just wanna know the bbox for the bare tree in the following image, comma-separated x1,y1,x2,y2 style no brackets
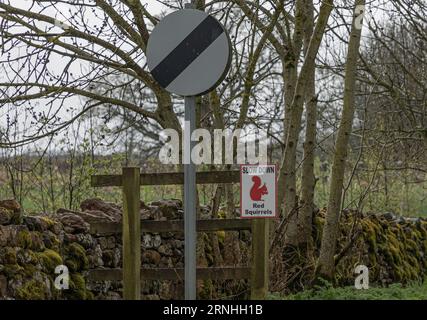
316,0,366,280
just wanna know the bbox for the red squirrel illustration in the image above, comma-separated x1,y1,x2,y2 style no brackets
250,176,268,201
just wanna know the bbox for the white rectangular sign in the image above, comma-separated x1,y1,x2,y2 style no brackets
240,164,277,219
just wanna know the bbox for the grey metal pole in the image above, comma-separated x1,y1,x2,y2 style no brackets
184,95,197,300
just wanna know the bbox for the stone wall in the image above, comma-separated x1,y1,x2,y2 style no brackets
0,198,247,300
1,198,426,300
313,208,427,286
0,199,93,299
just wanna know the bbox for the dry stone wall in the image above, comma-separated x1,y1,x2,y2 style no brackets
0,198,232,300
1,198,426,300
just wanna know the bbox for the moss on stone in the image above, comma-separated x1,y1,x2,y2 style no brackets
64,273,92,300
3,247,17,264
29,231,46,251
37,249,63,272
362,220,378,253
22,263,38,278
3,264,24,278
40,216,55,227
43,232,61,251
16,279,46,300
16,229,32,249
65,243,89,271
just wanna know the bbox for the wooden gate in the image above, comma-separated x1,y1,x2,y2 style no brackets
87,167,269,300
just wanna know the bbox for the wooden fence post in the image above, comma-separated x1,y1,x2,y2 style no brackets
251,219,269,300
122,167,141,300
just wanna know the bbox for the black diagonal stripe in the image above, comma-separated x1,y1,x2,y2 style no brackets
151,15,224,88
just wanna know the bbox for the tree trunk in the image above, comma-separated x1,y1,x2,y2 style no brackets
316,0,366,280
298,0,316,250
281,0,334,247
277,0,304,219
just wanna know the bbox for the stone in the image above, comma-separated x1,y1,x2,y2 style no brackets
140,209,152,220
140,201,149,210
143,234,153,248
16,249,34,265
0,208,12,225
172,239,183,249
158,244,172,256
64,233,78,243
106,236,116,249
199,205,211,219
88,244,104,268
159,256,173,268
0,199,21,212
113,248,121,267
80,198,122,222
151,199,182,208
149,199,183,220
23,216,49,232
5,225,28,247
1,247,17,264
98,237,109,250
397,217,406,224
102,250,116,268
0,225,14,246
57,212,90,234
49,220,63,235
142,250,161,265
151,207,163,220
0,274,7,298
42,231,60,250
173,248,182,257
159,280,175,299
153,235,162,248
104,291,122,300
76,233,95,249
76,210,115,224
30,232,46,251
382,212,396,221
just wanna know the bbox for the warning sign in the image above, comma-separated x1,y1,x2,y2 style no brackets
240,164,277,219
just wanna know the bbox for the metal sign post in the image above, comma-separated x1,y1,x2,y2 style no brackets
183,2,197,301
146,3,231,300
183,3,197,301
184,95,197,300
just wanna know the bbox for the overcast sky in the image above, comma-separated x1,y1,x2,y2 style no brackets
0,1,380,154
0,1,172,152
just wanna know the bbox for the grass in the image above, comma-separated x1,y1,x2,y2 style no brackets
269,280,427,300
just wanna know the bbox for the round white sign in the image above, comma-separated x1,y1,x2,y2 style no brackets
146,9,231,97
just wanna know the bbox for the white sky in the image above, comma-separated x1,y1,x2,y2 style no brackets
0,1,169,152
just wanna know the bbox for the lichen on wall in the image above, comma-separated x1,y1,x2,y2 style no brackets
0,199,92,300
314,209,427,286
1,198,426,300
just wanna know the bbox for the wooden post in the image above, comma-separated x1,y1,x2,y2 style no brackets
122,167,141,300
251,219,269,300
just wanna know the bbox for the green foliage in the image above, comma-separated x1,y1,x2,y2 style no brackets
269,279,427,300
